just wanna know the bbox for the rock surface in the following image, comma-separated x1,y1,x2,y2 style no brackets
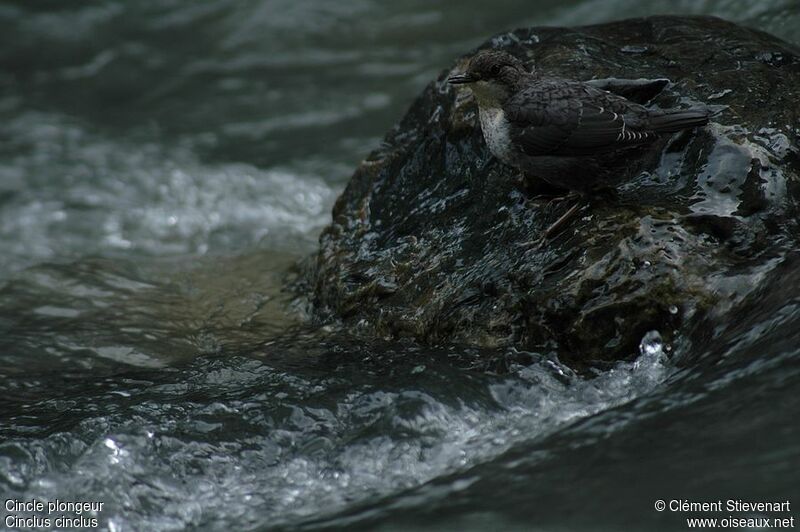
301,16,800,366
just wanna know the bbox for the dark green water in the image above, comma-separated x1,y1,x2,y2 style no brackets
1,1,799,530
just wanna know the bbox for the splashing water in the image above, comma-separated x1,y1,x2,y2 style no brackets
2,339,675,530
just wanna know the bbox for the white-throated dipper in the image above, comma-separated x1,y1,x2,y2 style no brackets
448,49,713,241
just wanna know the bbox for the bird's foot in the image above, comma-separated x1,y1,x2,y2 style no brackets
518,200,586,250
525,190,580,210
544,190,581,208
518,176,570,203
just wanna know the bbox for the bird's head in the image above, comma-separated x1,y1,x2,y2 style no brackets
448,50,526,106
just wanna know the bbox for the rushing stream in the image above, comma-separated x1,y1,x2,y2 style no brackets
1,1,799,530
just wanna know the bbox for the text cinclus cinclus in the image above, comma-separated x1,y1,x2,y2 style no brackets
448,49,712,194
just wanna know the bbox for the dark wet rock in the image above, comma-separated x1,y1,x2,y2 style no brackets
300,16,800,367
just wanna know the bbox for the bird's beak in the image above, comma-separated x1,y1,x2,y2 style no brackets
447,73,475,85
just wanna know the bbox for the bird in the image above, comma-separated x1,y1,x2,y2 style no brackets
447,49,712,242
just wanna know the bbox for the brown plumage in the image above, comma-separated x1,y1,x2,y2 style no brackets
448,50,712,193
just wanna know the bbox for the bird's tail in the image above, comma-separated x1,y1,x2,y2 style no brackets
648,107,712,133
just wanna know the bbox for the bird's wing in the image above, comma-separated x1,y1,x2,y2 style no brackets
505,82,656,157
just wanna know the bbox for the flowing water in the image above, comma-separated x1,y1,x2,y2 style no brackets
1,1,799,530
